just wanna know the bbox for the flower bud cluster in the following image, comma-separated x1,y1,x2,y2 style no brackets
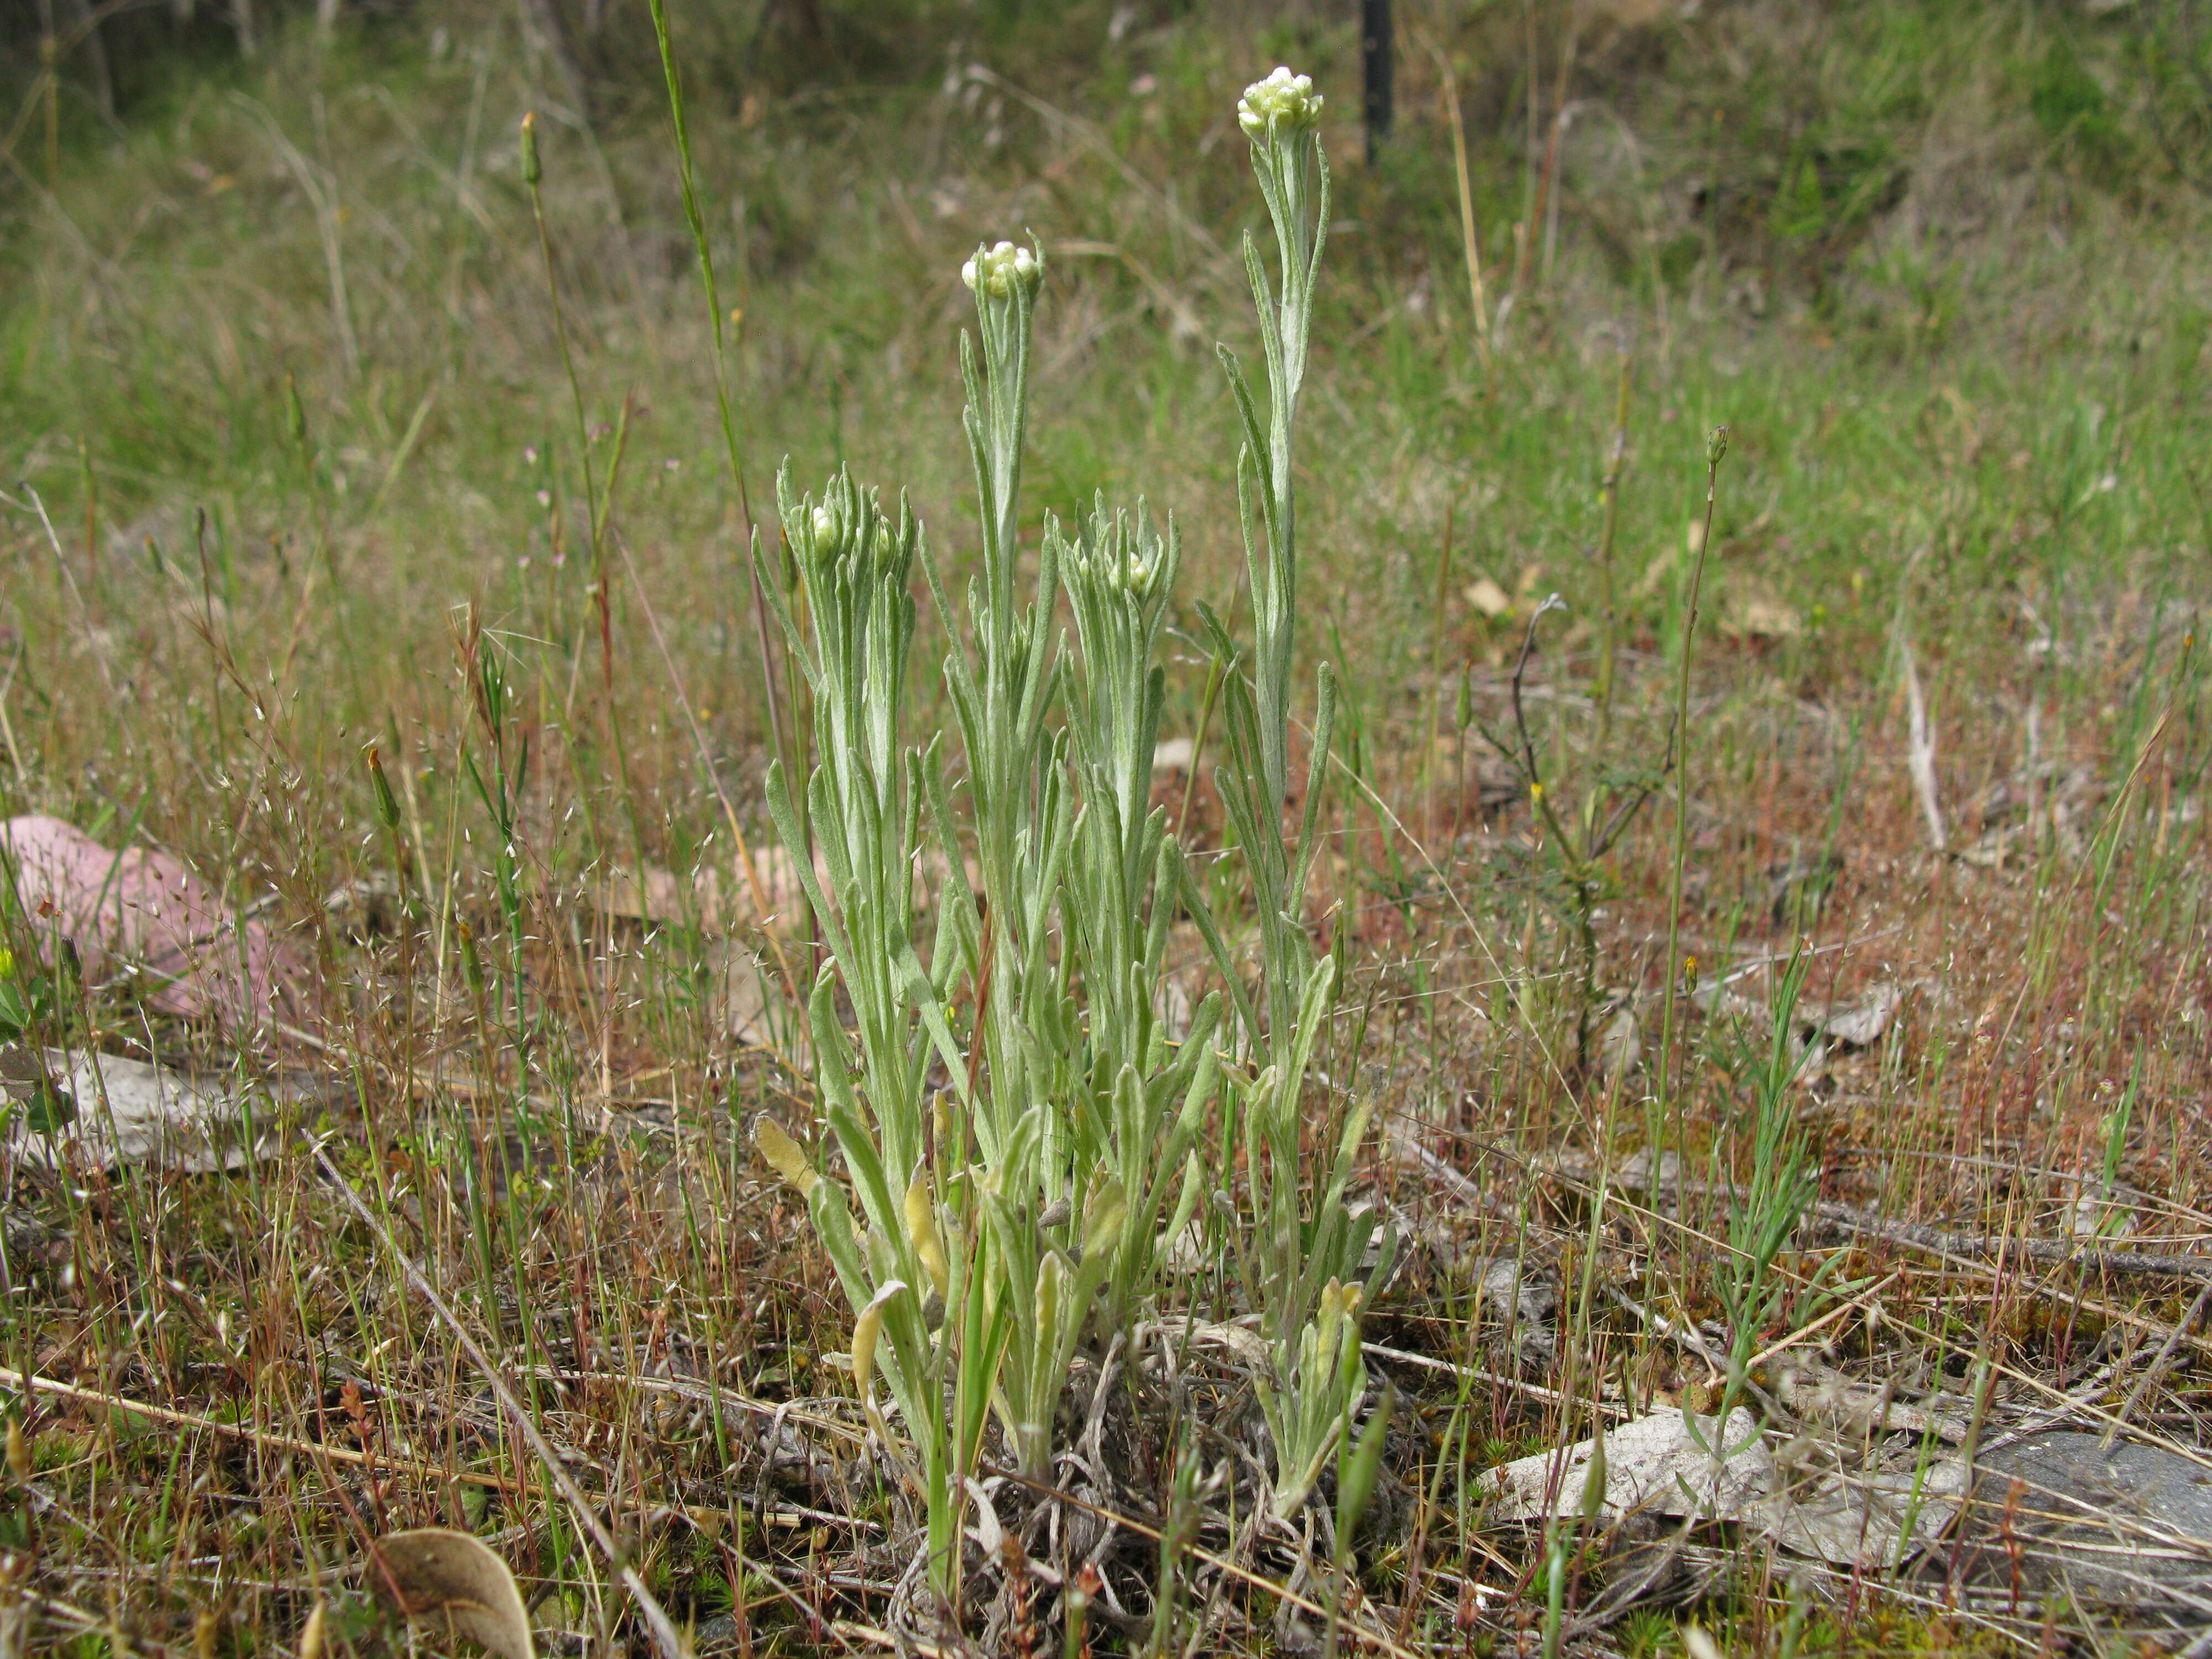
961,239,1042,300
1082,547,1160,603
1068,510,1166,606
1238,66,1323,142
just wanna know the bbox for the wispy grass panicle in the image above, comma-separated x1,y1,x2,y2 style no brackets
1700,944,1824,1442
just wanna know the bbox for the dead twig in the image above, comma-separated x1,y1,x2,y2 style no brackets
1358,1340,1629,1417
1816,1201,2212,1285
1551,1149,2212,1285
2100,1276,2212,1449
1898,624,1947,853
0,1363,517,1490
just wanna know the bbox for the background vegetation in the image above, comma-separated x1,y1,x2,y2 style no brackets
3,0,2211,1653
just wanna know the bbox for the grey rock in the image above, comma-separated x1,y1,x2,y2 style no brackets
1954,1433,2212,1610
1476,1255,1558,1326
2,1203,63,1273
690,1614,742,1651
1473,1255,1558,1366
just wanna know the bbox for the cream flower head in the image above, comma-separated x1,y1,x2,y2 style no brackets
960,239,1042,299
1238,66,1323,140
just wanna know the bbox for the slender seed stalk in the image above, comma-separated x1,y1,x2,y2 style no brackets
520,118,659,1098
1423,505,1455,846
641,0,791,932
1438,59,1493,375
1654,429,1728,1167
520,113,606,665
1591,347,1631,756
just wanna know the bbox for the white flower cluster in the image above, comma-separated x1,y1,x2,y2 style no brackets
961,240,1042,299
1238,66,1323,140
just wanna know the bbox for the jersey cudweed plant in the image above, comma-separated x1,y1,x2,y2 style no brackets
1057,495,1229,1334
928,237,1130,1494
746,65,1387,1614
753,473,989,1599
1203,64,1395,1520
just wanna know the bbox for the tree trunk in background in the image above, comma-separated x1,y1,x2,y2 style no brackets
1362,0,1393,163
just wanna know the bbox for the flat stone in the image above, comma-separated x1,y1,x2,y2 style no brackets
1483,1408,1771,1527
1955,1433,2212,1609
1483,1404,1964,1570
4,1047,285,1173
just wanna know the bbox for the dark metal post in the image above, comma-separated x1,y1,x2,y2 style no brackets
1362,0,1394,163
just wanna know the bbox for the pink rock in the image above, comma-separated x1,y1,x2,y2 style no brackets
1,815,309,1032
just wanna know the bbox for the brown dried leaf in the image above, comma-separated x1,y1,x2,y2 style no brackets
366,1528,535,1659
1462,575,1512,617
1723,579,1803,639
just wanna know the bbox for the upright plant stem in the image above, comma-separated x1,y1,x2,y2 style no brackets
1438,63,1493,375
1592,348,1631,757
1423,506,1455,847
1534,25,1578,287
1653,430,1728,1151
1516,0,1537,303
521,114,606,662
1178,630,1230,836
640,0,789,926
521,117,659,1057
